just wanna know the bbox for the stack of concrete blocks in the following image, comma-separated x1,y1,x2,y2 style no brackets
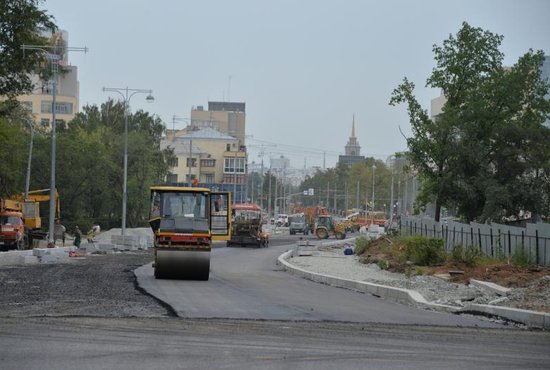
138,235,154,250
32,247,71,263
111,235,138,251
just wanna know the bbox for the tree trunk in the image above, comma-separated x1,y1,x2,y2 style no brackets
434,199,441,222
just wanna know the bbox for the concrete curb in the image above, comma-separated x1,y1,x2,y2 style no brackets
278,249,550,329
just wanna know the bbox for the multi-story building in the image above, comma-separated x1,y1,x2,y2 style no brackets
189,101,246,147
12,31,80,129
338,115,365,166
163,101,248,203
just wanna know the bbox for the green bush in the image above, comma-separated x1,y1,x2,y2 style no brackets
451,244,464,262
378,259,390,270
511,245,533,267
354,237,369,255
451,244,483,267
463,245,483,267
404,236,445,266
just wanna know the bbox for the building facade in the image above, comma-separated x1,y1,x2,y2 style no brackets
338,115,365,166
162,102,248,203
13,31,80,129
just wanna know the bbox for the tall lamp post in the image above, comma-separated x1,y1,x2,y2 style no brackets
371,164,376,212
103,87,154,238
22,43,87,247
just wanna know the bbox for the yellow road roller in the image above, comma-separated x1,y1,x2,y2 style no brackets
149,186,231,280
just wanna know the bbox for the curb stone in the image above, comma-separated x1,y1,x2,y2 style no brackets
278,248,550,329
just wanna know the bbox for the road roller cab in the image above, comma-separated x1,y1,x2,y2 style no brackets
149,186,231,280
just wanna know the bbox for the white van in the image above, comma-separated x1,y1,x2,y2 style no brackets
276,214,289,227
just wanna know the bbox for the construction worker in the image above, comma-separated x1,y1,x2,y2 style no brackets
74,226,81,248
54,219,66,246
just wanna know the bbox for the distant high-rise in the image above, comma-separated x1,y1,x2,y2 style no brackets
338,115,365,166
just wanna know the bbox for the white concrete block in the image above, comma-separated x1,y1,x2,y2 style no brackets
19,255,39,264
40,254,60,263
33,248,49,257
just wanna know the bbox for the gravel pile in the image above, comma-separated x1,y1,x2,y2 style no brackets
288,245,550,313
0,249,171,318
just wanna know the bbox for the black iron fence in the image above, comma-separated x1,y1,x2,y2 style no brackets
400,217,550,266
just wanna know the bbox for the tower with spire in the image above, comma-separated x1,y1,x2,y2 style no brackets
338,114,365,166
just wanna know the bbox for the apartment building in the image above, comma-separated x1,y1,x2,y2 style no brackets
163,101,248,203
13,31,80,129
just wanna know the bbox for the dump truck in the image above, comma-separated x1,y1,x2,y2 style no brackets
0,198,25,250
227,203,268,247
148,186,231,280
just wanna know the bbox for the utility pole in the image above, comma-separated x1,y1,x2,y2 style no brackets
188,139,193,186
22,42,87,247
355,180,360,210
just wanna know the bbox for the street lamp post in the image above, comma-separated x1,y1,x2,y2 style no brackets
372,164,376,212
22,43,87,247
103,87,154,238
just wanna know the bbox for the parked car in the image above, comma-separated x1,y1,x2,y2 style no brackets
276,214,289,227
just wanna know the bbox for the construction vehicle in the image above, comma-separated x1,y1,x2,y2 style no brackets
314,213,347,240
345,210,387,229
148,186,231,280
0,198,25,250
227,203,268,247
292,206,329,233
15,189,60,246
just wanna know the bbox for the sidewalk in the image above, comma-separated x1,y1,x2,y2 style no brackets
278,238,550,329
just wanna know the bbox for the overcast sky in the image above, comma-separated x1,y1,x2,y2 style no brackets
43,0,550,169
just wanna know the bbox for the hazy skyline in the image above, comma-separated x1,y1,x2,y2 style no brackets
43,0,550,168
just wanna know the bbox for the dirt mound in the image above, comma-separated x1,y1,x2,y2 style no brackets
358,237,550,288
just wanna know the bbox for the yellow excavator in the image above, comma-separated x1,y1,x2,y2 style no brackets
148,186,231,280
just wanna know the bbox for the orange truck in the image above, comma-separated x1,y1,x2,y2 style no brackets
0,198,25,250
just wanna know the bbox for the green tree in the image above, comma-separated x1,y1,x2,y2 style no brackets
390,22,550,222
0,0,56,100
0,117,28,195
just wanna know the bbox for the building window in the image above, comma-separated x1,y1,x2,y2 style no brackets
167,173,178,184
185,174,196,183
226,144,231,151
186,158,197,167
173,158,179,167
201,174,215,184
41,101,73,114
200,158,215,167
40,118,50,127
224,157,245,173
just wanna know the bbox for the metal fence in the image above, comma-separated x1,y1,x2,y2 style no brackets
400,216,550,266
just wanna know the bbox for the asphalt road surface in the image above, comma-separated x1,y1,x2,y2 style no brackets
1,234,549,369
138,236,502,327
2,317,549,370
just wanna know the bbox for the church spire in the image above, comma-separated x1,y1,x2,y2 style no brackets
351,114,356,138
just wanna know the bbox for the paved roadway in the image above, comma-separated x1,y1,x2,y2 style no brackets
2,235,550,369
136,235,502,327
